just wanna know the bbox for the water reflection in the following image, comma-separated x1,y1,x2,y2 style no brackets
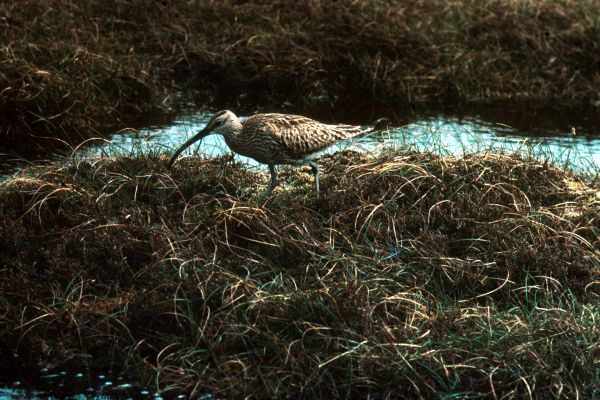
85,112,600,174
0,366,214,400
0,368,160,400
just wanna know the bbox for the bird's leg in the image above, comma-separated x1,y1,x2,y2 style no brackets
308,161,319,199
260,164,279,198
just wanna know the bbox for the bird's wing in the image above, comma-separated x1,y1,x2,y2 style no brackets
245,114,365,160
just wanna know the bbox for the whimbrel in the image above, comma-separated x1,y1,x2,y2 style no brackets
168,110,387,198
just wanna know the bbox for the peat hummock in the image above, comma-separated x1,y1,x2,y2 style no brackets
1,150,598,398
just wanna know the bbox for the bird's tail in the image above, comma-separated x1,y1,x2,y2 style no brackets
369,117,390,132
334,117,390,139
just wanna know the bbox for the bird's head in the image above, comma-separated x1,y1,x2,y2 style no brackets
168,110,240,168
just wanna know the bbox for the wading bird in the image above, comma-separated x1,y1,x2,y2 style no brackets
168,110,387,198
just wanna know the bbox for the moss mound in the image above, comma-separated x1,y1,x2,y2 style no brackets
0,151,598,398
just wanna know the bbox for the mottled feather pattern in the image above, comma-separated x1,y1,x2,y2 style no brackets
169,110,384,197
234,113,368,163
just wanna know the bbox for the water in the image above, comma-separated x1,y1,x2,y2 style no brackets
0,353,199,400
1,368,153,400
2,111,599,182
81,112,600,175
0,366,212,400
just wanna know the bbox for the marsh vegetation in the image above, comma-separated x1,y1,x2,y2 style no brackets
2,0,599,154
1,146,599,398
1,0,600,398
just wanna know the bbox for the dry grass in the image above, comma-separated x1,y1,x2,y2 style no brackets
2,0,600,154
0,148,599,398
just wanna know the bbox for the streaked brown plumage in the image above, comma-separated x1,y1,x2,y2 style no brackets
168,110,387,198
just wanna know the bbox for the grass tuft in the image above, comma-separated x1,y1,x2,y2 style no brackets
1,147,598,398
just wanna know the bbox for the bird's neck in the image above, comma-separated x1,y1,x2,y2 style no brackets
221,119,243,146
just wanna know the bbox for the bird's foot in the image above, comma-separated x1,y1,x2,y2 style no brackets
259,180,279,199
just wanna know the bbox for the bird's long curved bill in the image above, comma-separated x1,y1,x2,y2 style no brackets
168,128,210,168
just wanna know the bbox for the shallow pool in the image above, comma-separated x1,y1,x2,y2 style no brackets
83,112,600,175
